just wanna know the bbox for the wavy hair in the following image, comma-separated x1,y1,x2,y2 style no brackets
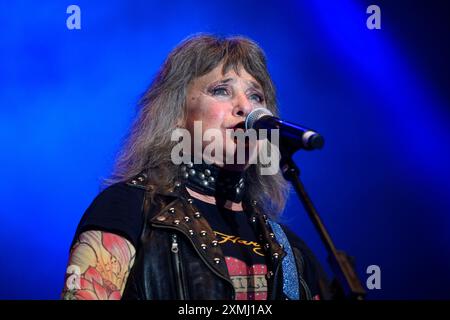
106,34,289,218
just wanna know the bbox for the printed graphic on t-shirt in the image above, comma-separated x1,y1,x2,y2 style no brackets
215,231,264,256
214,230,268,300
225,257,268,300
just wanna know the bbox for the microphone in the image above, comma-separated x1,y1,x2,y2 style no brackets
245,108,324,151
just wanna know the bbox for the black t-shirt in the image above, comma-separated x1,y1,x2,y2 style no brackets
72,183,327,299
71,183,145,249
192,198,269,300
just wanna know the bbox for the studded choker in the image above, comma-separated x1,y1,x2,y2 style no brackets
179,161,245,203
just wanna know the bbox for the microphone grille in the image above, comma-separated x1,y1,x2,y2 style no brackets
245,108,274,130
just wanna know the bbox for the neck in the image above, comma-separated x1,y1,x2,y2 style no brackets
179,160,246,203
186,187,244,211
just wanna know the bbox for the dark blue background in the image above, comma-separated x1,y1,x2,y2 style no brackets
1,0,449,299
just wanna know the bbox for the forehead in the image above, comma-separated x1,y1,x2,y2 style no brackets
189,64,262,90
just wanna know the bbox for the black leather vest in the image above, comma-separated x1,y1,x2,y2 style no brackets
121,173,314,300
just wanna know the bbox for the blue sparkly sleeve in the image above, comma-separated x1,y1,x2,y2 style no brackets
279,224,331,299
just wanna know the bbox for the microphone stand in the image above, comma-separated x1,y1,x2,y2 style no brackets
279,149,366,300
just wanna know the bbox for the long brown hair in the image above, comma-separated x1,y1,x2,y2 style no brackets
106,34,289,218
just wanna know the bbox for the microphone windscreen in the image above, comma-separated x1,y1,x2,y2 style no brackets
245,108,273,130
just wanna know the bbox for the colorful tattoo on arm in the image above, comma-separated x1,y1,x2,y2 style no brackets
62,230,136,300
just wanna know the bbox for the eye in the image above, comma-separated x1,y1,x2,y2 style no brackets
211,86,229,96
249,93,264,103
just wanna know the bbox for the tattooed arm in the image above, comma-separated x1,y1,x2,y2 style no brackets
62,230,136,300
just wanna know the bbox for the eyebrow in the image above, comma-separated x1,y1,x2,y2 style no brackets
214,77,263,91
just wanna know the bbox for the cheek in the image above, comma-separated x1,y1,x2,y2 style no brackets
187,97,229,129
204,104,228,127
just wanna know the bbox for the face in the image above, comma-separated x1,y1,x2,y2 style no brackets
184,64,266,171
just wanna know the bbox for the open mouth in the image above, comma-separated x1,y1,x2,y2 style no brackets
226,121,252,146
229,121,246,131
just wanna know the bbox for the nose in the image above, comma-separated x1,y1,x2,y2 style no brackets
232,92,253,118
